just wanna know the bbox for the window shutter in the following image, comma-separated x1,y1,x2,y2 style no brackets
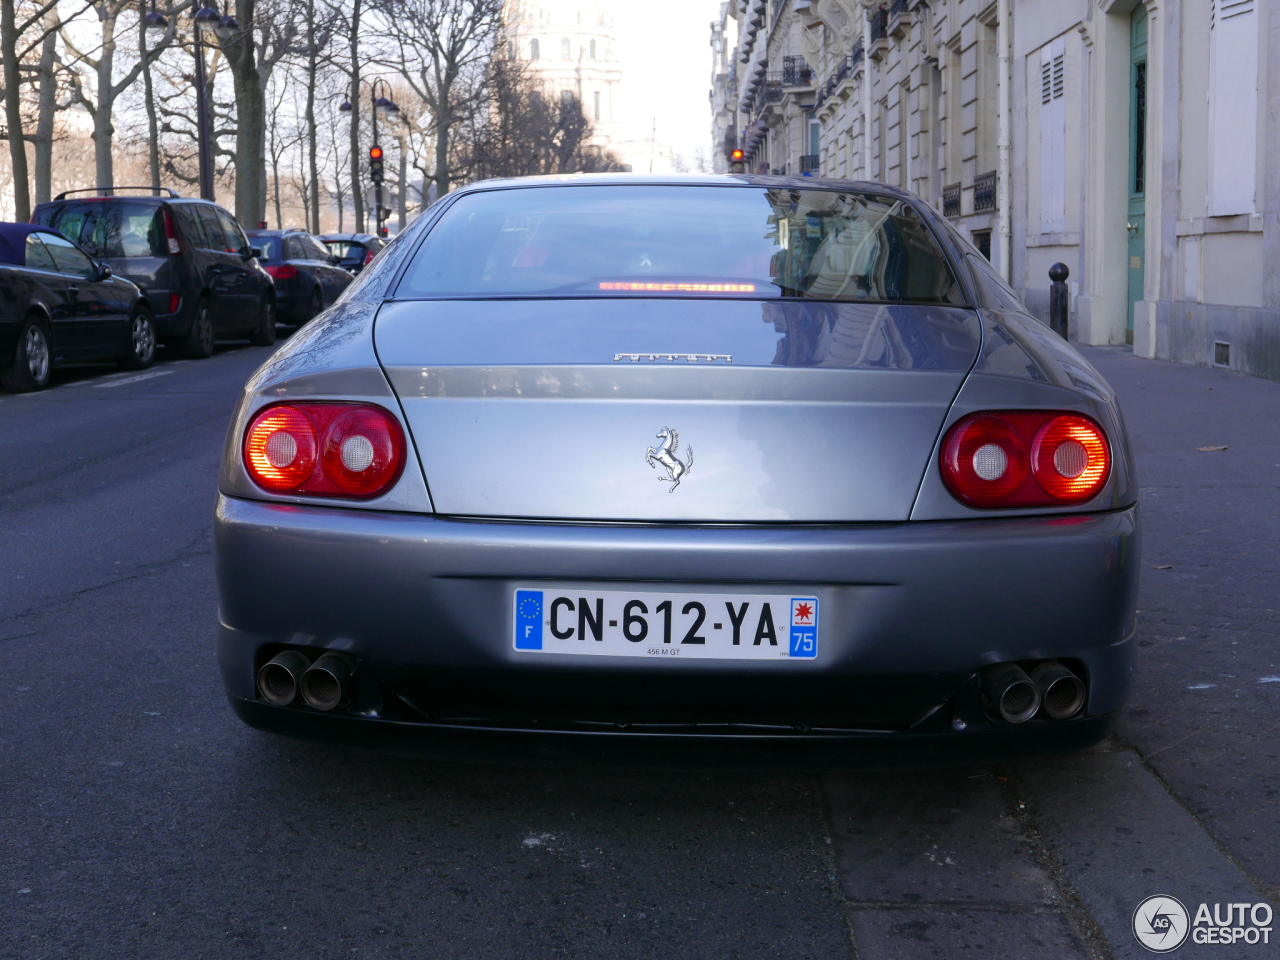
1208,0,1258,215
1039,39,1066,233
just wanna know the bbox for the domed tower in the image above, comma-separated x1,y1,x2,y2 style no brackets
502,0,632,169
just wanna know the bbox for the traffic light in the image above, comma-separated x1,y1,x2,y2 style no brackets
369,145,384,183
729,148,746,174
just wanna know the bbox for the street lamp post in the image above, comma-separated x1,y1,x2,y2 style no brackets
147,4,239,201
340,79,399,236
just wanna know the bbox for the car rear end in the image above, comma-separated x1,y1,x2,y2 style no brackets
245,232,306,321
321,234,378,274
216,178,1139,767
31,197,186,337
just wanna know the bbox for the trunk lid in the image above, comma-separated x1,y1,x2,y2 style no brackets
375,298,979,522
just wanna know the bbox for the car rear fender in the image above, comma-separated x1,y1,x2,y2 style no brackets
217,299,435,513
908,308,1138,520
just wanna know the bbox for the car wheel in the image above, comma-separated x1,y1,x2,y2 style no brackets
117,308,156,370
178,298,215,359
0,316,53,392
303,288,323,325
249,297,277,346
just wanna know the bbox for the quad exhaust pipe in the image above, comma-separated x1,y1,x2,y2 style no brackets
981,660,1085,723
256,649,356,711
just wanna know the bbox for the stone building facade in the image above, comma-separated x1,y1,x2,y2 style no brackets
710,0,1280,380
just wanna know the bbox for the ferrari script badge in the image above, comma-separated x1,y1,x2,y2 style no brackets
645,427,693,492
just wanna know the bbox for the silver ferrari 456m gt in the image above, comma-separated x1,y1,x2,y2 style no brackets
215,174,1139,767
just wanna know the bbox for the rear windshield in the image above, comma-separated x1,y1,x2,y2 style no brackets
38,201,166,259
325,241,364,260
250,237,281,261
395,185,963,304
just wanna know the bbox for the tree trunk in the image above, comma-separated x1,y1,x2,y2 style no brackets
92,12,117,189
139,13,160,190
347,0,362,230
228,0,264,224
433,99,450,197
396,128,407,230
34,15,57,205
304,0,319,233
4,0,32,220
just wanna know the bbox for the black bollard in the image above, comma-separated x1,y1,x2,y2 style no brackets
1048,262,1070,340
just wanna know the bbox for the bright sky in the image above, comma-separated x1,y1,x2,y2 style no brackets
613,0,723,170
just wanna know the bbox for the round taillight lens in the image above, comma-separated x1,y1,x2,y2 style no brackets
1032,415,1111,501
244,406,317,490
320,407,406,496
941,415,1028,507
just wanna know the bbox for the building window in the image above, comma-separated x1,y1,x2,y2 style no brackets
530,38,540,59
972,229,992,261
590,38,597,60
507,39,515,60
561,37,571,59
593,90,601,120
1039,38,1066,233
1208,0,1256,215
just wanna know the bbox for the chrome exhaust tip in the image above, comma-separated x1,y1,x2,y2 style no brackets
256,649,311,706
981,663,1041,724
300,652,355,712
1030,661,1086,720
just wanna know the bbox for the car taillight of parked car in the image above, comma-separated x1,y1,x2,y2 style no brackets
264,264,298,280
363,248,376,264
243,403,406,499
168,293,181,314
163,207,182,255
940,412,1110,508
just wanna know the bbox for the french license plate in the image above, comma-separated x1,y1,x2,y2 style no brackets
513,588,818,660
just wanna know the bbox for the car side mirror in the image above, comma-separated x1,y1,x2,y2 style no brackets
249,247,262,259
97,262,112,280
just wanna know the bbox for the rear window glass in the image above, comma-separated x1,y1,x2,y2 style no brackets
41,202,166,258
325,241,365,260
395,185,964,304
251,238,281,260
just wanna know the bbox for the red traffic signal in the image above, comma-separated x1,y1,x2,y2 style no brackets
369,146,384,161
730,149,745,161
369,145,384,183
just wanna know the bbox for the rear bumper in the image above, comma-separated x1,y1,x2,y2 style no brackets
215,495,1139,757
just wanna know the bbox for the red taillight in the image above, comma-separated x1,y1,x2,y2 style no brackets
363,248,376,264
163,207,181,255
264,264,298,280
941,411,1111,508
168,293,181,314
243,403,405,499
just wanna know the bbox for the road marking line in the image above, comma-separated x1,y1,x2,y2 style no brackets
94,370,176,388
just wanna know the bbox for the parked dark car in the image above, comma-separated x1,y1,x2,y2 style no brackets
0,222,154,391
319,232,385,274
32,188,276,359
245,228,354,324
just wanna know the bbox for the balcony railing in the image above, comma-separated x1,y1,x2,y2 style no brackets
889,0,908,15
815,44,862,109
868,6,889,42
973,170,998,213
782,56,814,87
942,182,960,219
800,154,820,175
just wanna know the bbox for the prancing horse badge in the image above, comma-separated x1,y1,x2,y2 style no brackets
645,427,693,492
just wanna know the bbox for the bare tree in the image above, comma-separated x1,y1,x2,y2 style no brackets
382,0,501,197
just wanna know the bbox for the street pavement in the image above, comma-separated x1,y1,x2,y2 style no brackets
1,337,1276,959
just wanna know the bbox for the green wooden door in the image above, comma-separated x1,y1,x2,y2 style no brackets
1127,5,1148,344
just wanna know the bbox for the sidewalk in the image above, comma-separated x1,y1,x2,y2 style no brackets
1079,345,1280,900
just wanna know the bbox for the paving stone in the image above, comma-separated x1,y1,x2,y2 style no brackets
848,905,1091,960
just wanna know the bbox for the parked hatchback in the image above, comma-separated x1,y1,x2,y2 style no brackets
319,233,385,275
246,228,353,325
32,188,277,358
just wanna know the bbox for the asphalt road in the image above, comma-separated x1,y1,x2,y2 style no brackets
1,337,1276,959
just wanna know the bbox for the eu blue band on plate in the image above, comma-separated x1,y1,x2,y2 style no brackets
789,597,818,659
515,590,544,650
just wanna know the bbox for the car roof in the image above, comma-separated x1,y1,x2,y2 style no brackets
320,233,377,242
0,223,68,264
449,172,919,201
